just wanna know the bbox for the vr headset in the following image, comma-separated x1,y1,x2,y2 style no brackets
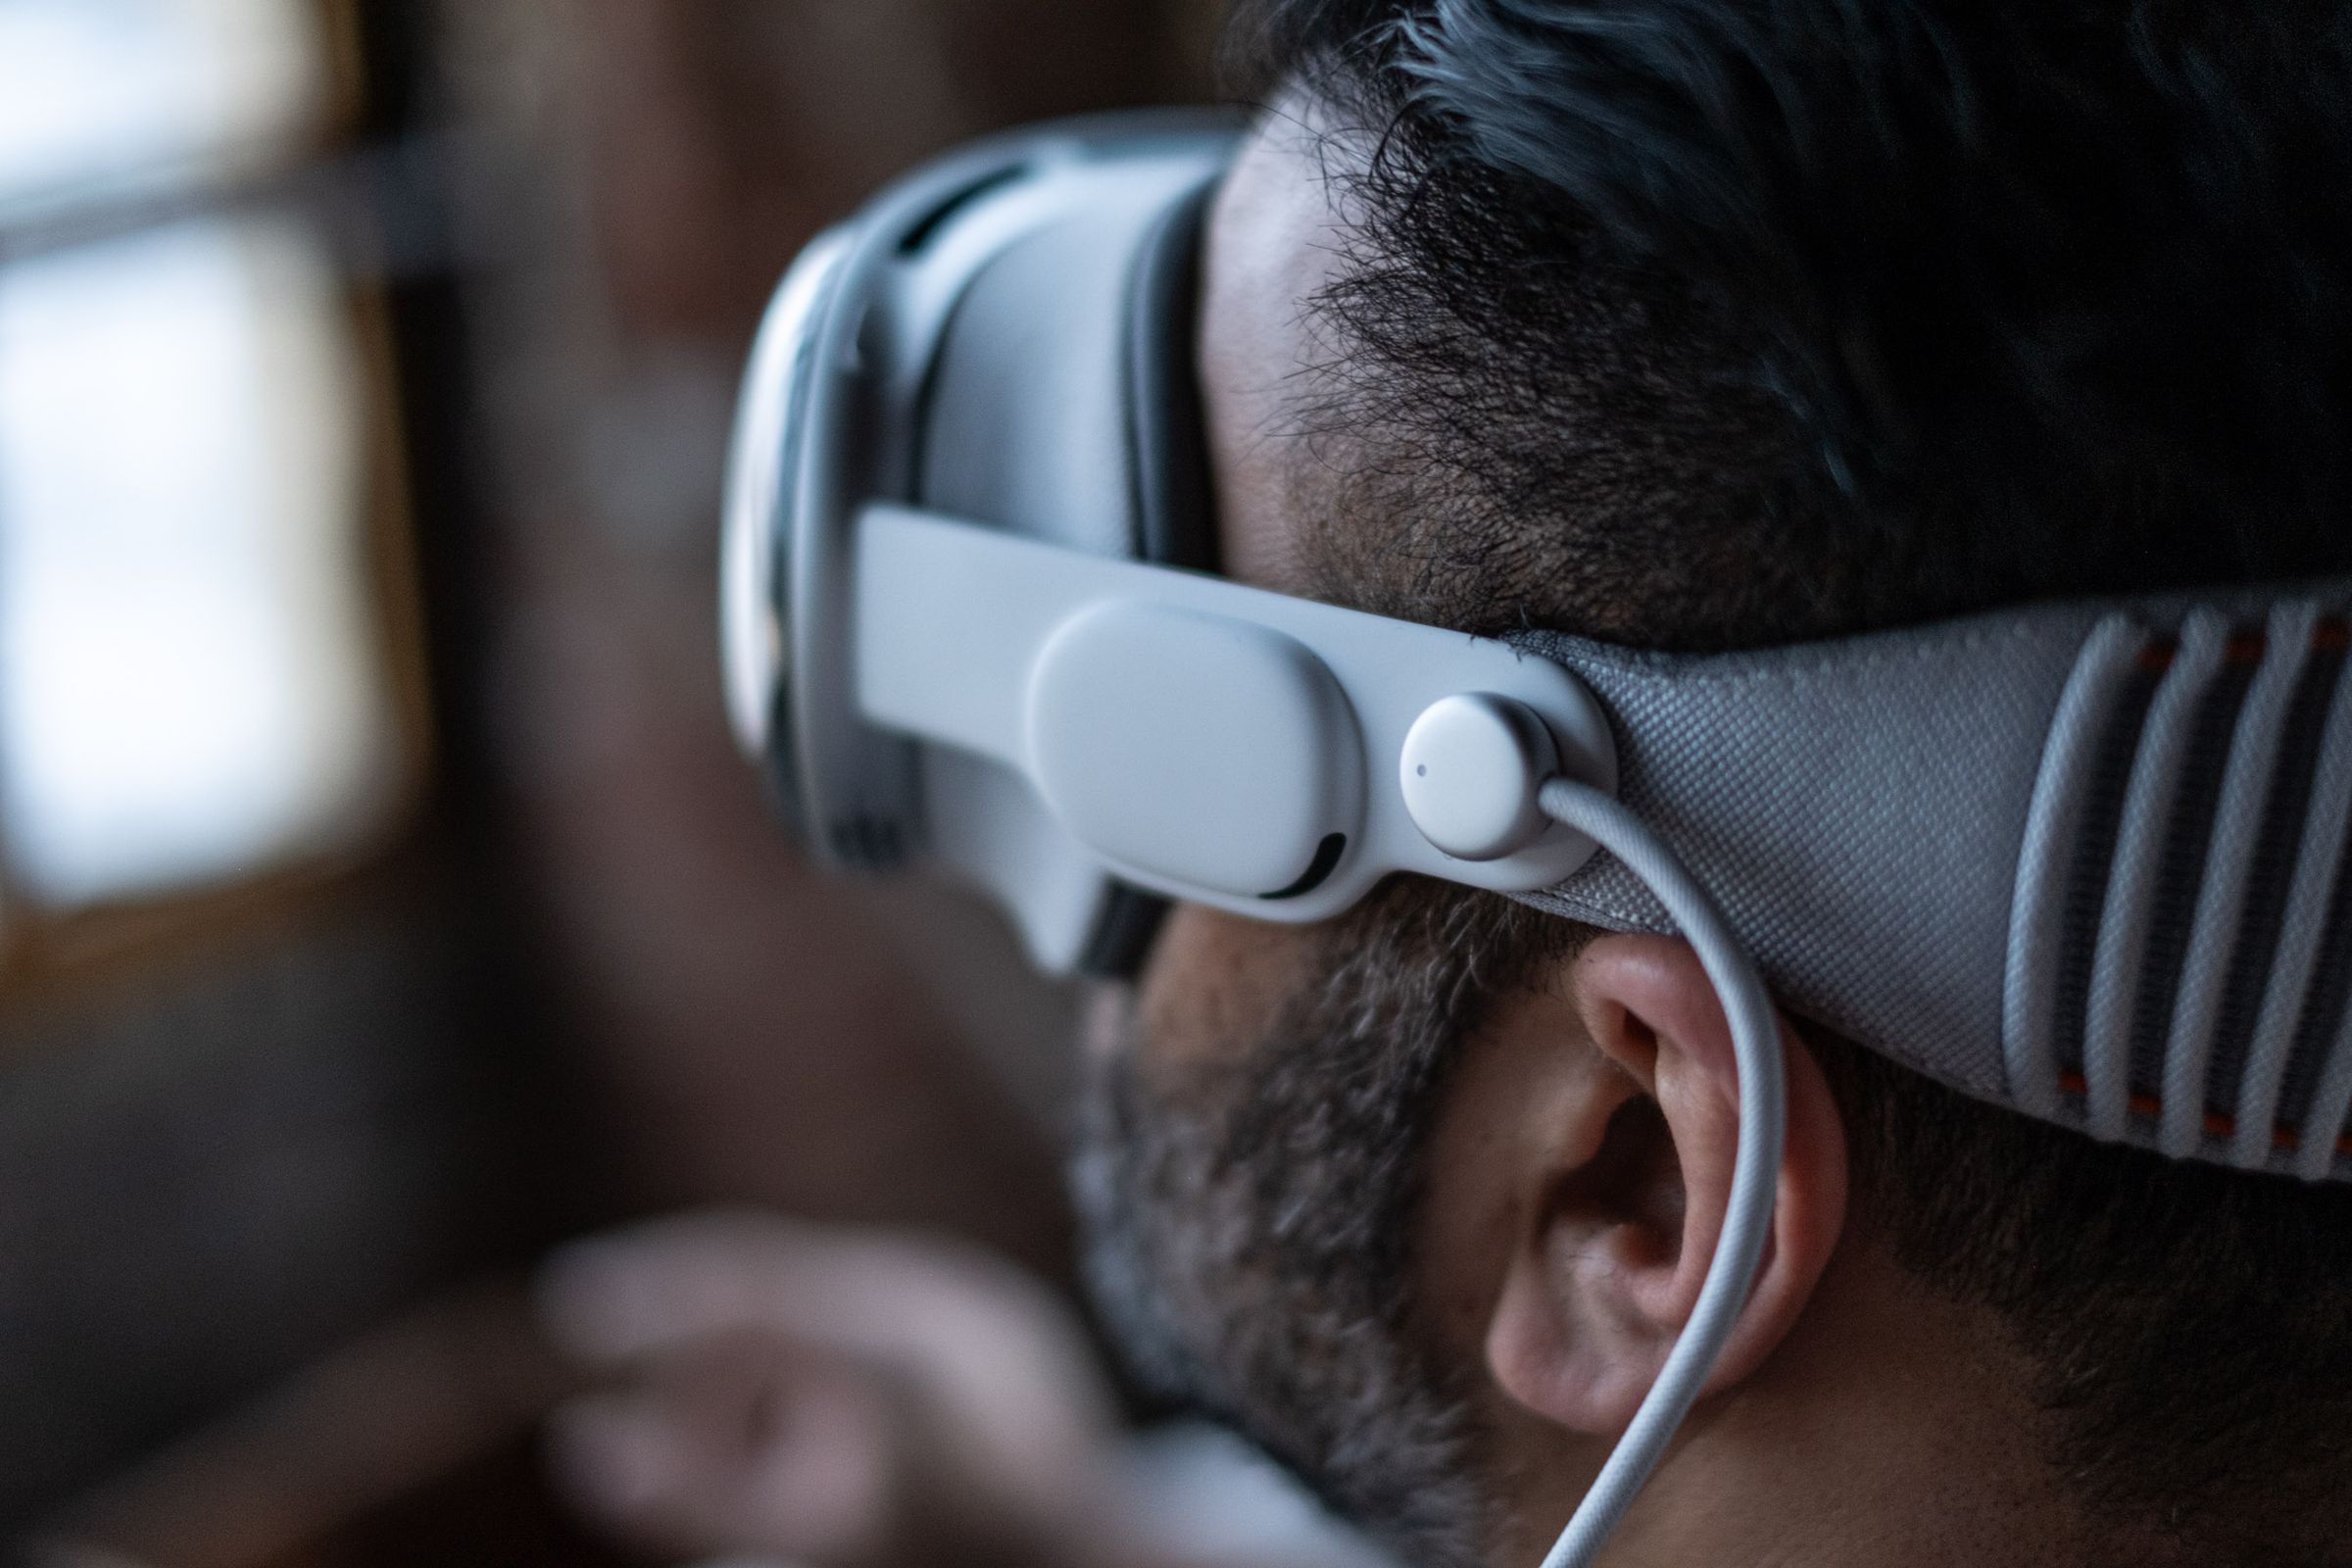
721,110,2352,1564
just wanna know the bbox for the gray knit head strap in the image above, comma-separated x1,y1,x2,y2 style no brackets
1520,581,2352,1182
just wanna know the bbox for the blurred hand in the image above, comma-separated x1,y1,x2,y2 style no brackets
537,1210,1124,1568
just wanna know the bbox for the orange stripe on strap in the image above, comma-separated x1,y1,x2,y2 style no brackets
2055,1071,2352,1157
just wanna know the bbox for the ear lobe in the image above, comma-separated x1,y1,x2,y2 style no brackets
1484,934,1848,1439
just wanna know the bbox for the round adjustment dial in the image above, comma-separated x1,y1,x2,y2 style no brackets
1398,693,1561,861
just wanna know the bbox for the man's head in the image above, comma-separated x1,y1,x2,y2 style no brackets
1076,5,2352,1565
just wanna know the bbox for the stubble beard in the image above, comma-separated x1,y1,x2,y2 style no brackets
1070,884,1571,1566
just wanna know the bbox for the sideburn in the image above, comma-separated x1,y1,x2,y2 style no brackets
1070,880,1577,1566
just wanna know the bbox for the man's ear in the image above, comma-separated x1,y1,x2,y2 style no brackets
1483,932,1848,1439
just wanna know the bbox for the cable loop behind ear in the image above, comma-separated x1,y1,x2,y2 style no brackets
1532,779,1788,1568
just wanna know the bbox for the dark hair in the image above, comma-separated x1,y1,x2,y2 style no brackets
1224,0,2352,1554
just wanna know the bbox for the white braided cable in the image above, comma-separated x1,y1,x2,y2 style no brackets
1533,779,1788,1568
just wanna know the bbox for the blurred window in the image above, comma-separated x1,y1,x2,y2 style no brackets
0,0,331,209
0,216,393,906
0,0,419,958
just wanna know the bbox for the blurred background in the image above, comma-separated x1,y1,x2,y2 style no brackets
0,2,1222,1560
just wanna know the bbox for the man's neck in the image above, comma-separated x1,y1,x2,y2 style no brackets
1522,1243,2108,1568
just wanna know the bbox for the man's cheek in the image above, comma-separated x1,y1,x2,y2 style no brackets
1133,906,1318,1076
